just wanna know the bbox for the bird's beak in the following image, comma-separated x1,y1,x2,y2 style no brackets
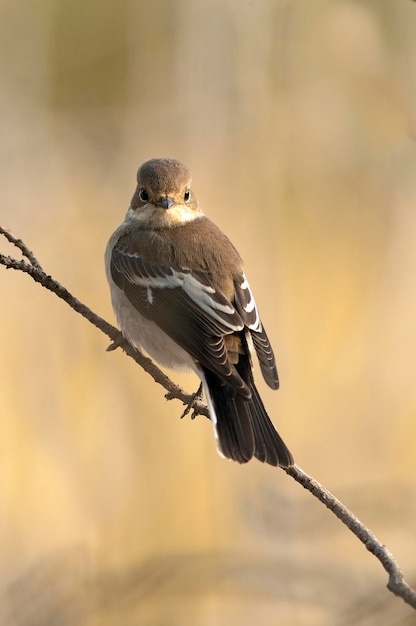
156,196,175,210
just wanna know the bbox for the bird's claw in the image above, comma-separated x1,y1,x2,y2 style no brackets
179,383,203,420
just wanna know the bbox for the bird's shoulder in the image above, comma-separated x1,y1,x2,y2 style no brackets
116,216,243,277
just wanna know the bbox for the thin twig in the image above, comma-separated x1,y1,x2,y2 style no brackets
1,227,415,610
285,465,416,608
0,226,43,269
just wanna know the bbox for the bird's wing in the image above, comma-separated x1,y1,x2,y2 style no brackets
110,243,251,396
233,274,279,390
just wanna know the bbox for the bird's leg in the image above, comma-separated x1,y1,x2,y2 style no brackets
179,382,203,420
106,335,126,352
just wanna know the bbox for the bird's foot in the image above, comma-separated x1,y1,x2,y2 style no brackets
179,383,203,420
106,335,125,352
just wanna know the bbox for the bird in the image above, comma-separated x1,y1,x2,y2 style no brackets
105,158,294,468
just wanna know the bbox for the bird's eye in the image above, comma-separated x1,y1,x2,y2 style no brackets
139,188,149,202
184,189,191,202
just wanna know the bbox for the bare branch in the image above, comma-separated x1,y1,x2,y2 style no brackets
0,226,43,270
285,465,416,608
1,227,415,610
0,227,209,418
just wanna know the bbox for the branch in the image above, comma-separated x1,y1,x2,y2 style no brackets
0,226,208,419
285,465,416,608
1,226,415,610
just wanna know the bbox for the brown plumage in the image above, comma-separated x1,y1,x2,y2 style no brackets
105,158,294,467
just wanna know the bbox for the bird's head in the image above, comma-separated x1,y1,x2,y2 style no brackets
128,158,201,227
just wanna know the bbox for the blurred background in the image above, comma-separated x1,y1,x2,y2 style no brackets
1,0,416,624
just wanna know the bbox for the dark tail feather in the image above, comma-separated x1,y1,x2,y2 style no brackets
202,368,255,464
201,364,294,468
249,382,293,467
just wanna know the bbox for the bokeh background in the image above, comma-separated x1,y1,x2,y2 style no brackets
1,1,416,624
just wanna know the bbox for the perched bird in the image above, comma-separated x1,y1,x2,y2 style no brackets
105,158,294,467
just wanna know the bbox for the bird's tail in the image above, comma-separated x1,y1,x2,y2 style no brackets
200,360,294,468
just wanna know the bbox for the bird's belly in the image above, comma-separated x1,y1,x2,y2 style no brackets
111,284,194,371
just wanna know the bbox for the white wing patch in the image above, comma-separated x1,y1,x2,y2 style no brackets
182,274,237,322
146,286,153,304
129,262,243,333
238,274,261,330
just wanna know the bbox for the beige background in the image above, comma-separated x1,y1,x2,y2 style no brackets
1,1,416,624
